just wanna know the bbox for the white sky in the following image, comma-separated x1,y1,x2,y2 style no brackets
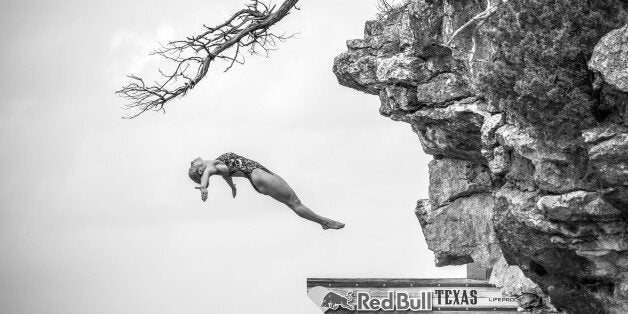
0,0,464,313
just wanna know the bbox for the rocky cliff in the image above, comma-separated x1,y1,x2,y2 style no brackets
333,1,628,313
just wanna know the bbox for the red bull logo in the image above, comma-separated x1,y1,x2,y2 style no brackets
321,291,354,311
308,286,354,312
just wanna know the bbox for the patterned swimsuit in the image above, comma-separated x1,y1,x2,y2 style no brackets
216,153,274,191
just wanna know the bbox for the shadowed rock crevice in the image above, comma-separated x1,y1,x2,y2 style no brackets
334,1,628,312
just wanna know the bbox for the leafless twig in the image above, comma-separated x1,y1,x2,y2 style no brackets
376,0,410,18
116,0,299,118
446,0,502,46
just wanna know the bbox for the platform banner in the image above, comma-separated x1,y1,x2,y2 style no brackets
307,278,518,313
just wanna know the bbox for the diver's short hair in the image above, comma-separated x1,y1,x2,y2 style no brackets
188,160,202,184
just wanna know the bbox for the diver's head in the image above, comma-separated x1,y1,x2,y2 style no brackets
188,157,205,184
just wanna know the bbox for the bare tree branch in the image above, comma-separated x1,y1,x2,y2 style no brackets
116,0,299,118
375,0,411,19
446,0,502,46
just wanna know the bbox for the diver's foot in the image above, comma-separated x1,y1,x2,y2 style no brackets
322,221,345,230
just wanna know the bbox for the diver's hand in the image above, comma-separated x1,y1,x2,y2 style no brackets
231,185,236,198
195,186,208,202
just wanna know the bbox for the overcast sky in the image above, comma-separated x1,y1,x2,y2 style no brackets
0,0,464,313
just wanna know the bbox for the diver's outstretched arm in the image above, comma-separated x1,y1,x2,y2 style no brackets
196,165,217,201
222,176,237,198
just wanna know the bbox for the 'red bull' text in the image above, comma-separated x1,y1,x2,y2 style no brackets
356,291,432,311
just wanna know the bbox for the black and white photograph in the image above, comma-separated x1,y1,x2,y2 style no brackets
1,0,627,313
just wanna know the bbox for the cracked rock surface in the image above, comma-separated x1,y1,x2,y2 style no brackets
333,1,628,313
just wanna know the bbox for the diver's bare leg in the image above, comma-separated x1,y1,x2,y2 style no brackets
250,169,345,230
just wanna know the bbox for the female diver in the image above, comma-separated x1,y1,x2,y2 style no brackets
188,152,345,230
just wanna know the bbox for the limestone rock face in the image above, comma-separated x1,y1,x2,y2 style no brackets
333,1,628,313
428,158,491,208
583,124,628,186
489,256,558,312
416,194,500,269
589,25,628,92
415,73,471,105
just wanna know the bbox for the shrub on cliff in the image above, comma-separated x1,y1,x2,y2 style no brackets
478,0,627,137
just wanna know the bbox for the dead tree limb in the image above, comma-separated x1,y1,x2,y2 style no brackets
116,0,299,118
446,0,502,46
